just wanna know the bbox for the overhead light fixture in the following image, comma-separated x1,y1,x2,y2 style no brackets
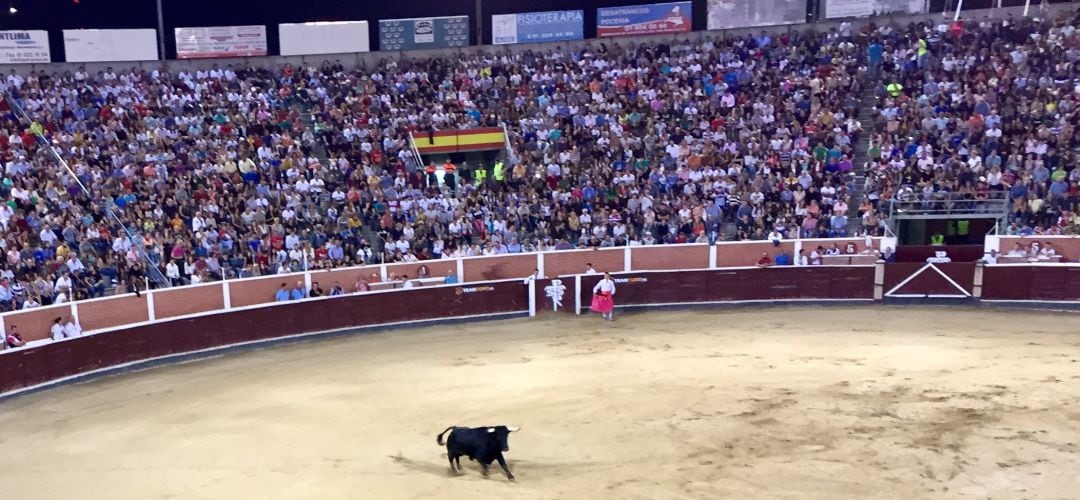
8,6,17,14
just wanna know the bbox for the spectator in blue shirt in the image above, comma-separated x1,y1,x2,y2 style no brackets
290,282,306,300
0,279,13,312
445,271,459,284
274,283,290,302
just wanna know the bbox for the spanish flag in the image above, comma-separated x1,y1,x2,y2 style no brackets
411,127,505,155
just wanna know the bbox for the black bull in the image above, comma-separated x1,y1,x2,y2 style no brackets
436,425,520,480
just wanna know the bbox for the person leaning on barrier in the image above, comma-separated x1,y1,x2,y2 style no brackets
64,316,83,338
329,282,345,296
275,283,290,302
309,281,325,298
51,317,66,341
290,281,306,301
6,325,25,349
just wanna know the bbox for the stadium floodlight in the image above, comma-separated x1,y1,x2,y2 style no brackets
8,6,17,14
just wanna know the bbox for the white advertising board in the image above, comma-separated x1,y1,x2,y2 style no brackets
63,29,158,63
0,30,50,64
824,0,927,19
278,21,371,56
175,25,267,59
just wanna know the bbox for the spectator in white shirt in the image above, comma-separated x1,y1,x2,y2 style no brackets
66,254,86,274
64,316,83,338
166,260,181,285
1039,242,1057,259
54,273,73,295
51,317,66,341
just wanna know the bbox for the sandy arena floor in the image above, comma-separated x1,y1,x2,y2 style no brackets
2,307,1080,499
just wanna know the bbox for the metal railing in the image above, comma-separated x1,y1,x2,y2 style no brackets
886,191,1011,218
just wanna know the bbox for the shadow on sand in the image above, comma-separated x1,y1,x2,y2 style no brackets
391,453,596,481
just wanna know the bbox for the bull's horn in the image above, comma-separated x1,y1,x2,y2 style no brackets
507,426,521,432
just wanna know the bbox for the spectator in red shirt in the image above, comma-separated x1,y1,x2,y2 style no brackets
6,325,25,348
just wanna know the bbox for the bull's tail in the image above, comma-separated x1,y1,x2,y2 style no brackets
436,426,455,446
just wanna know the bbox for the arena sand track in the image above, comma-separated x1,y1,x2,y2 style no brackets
2,307,1080,499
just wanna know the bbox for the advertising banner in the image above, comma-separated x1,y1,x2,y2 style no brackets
63,29,158,63
378,16,470,51
706,0,807,30
279,21,371,56
175,25,267,59
492,10,584,45
824,0,927,19
0,30,50,64
597,2,692,37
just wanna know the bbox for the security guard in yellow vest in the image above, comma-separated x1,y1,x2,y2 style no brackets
493,160,505,183
474,165,488,187
886,80,903,98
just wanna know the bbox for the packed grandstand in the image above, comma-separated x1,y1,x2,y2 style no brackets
0,7,1078,310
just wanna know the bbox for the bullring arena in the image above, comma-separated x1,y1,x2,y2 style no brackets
3,240,1080,499
4,2,1080,498
4,308,1080,499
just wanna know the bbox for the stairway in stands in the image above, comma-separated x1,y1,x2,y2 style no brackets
845,81,879,236
302,106,385,263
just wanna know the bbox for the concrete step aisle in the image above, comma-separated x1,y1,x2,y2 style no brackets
846,81,880,236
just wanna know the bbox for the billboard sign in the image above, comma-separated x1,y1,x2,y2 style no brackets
175,25,267,59
279,21,371,56
0,30,50,64
492,10,584,45
824,0,927,19
706,0,807,30
379,16,470,51
63,29,158,62
596,2,692,38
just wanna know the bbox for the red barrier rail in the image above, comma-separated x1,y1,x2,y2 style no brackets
3,262,1078,399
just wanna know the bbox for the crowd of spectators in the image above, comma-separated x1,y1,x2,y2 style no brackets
860,9,1080,237
0,7,1078,312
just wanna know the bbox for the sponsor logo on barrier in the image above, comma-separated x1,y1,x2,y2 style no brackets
456,286,496,295
545,279,567,311
614,277,649,284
